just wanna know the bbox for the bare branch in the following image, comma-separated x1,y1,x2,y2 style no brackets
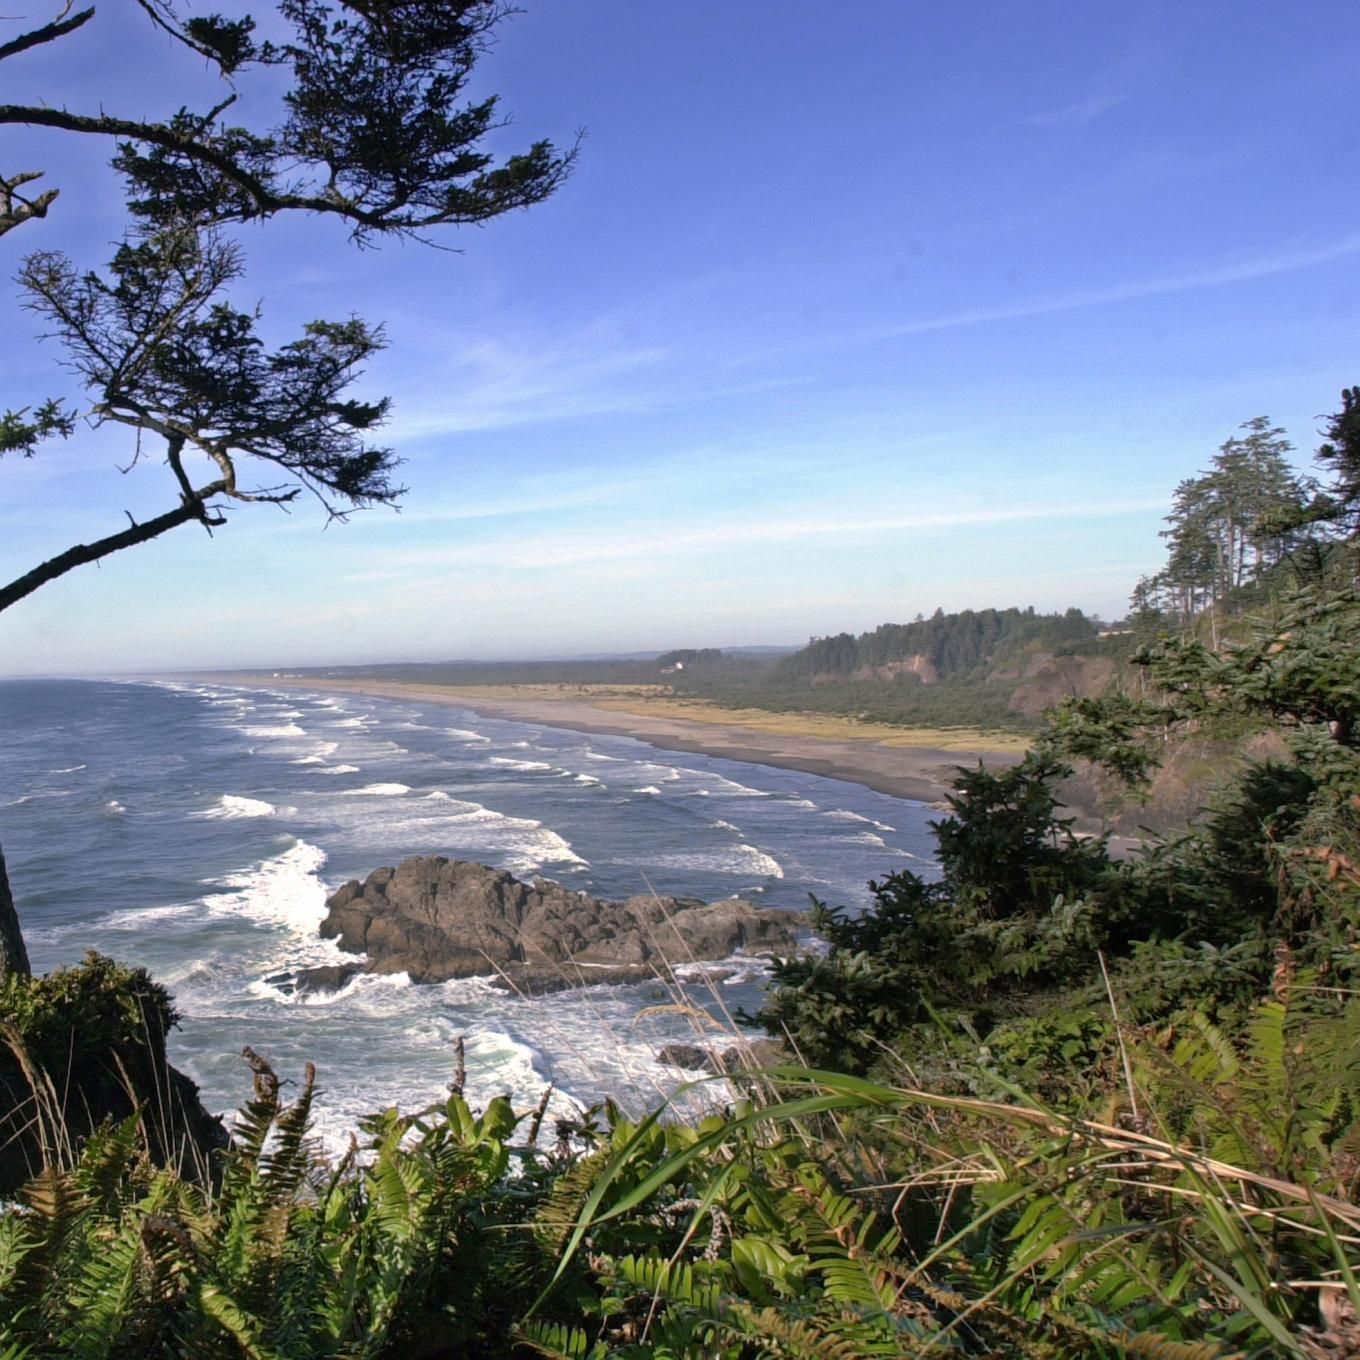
0,170,60,237
0,473,230,612
0,6,94,64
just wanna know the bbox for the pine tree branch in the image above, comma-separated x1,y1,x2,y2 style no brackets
0,7,96,64
0,480,229,612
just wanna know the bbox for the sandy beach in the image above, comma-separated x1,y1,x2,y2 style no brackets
217,677,1027,804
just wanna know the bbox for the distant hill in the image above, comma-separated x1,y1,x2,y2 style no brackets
774,607,1102,685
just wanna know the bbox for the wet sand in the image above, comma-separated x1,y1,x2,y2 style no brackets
221,677,1025,804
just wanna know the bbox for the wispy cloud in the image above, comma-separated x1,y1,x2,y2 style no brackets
1026,90,1130,128
380,230,1360,445
860,233,1360,344
338,496,1166,584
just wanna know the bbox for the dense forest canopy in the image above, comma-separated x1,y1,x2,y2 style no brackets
775,606,1101,684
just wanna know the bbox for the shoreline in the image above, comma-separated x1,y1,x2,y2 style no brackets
202,675,1025,804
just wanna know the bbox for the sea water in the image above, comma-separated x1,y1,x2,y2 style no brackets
0,678,937,1148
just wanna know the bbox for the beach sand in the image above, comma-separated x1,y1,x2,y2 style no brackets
225,677,1026,803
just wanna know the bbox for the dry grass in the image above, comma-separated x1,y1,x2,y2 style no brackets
289,678,1031,754
585,694,1031,753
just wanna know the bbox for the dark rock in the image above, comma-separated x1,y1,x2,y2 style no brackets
0,845,30,980
658,1043,720,1071
291,963,360,996
717,1038,787,1073
656,1039,788,1075
319,856,803,987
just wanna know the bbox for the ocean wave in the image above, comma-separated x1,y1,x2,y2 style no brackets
317,763,361,775
430,801,590,873
341,782,412,796
825,809,896,832
332,717,367,729
573,773,603,786
650,844,783,879
710,819,742,834
445,727,490,743
425,790,452,801
46,764,86,774
634,785,662,795
243,723,306,738
99,902,201,930
104,799,126,815
847,831,889,849
2,795,29,807
488,757,555,772
196,794,276,820
206,839,329,935
705,775,772,798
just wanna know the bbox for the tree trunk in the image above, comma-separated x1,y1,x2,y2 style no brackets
0,845,31,980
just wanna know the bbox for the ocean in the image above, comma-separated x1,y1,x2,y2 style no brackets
0,678,937,1148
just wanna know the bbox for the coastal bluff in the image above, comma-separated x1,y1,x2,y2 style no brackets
316,855,804,992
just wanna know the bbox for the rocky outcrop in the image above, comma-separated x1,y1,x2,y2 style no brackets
658,1038,787,1073
319,856,803,988
1006,653,1117,717
0,845,30,981
851,655,939,685
265,963,361,998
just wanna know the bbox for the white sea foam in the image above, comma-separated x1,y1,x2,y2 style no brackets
489,757,555,772
100,902,201,930
243,723,306,738
2,796,29,807
317,763,360,775
574,773,603,786
825,809,895,832
425,790,452,800
418,799,589,872
104,799,126,815
197,794,276,820
206,839,329,936
650,844,783,878
333,717,367,729
848,831,889,849
47,764,86,774
705,775,772,798
445,727,490,743
341,782,411,796
634,785,662,795
710,819,742,834
291,740,339,765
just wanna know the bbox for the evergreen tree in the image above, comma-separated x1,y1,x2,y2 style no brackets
0,1,573,611
1153,417,1307,622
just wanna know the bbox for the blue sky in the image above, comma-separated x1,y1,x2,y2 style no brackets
1,1,1356,673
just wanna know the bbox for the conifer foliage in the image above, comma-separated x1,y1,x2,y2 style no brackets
0,1,573,611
